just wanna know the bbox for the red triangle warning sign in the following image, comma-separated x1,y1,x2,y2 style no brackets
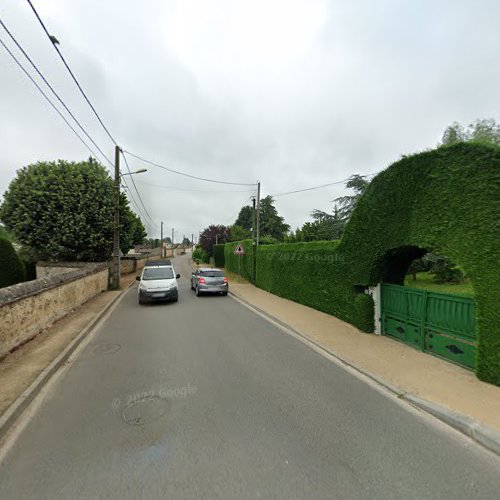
234,243,246,255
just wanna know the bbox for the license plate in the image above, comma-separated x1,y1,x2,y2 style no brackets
152,292,165,298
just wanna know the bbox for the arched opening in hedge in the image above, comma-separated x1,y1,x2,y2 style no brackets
339,142,500,384
371,245,428,285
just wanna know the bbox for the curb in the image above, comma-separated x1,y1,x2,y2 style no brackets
229,289,500,457
0,280,135,442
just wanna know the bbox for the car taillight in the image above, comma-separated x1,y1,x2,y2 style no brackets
199,278,206,284
223,278,228,284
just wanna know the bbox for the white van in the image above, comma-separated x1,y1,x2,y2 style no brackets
136,261,180,304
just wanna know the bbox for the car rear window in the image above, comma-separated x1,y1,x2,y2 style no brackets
143,267,174,280
201,270,224,278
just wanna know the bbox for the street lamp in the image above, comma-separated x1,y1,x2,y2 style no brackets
111,146,147,290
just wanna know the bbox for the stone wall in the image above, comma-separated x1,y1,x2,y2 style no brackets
0,263,108,360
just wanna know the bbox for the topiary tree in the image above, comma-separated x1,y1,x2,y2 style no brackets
0,159,146,262
0,238,25,287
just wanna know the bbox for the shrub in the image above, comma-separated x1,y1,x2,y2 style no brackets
352,294,375,333
229,143,500,385
213,244,225,268
0,238,25,288
224,240,254,281
192,245,209,264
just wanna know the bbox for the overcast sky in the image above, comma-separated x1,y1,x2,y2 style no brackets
1,0,500,240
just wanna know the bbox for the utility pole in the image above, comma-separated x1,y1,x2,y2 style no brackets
160,221,164,258
112,145,121,289
252,195,257,282
215,234,218,245
256,181,261,246
172,227,174,245
191,233,194,246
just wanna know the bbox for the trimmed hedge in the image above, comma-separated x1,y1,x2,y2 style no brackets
233,143,500,385
0,238,25,288
224,239,254,281
213,244,225,268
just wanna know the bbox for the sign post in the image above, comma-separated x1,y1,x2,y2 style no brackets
234,243,246,278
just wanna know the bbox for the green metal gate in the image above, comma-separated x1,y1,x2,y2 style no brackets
381,284,476,369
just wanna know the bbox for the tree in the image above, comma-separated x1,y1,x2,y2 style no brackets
182,237,191,246
199,224,230,256
333,175,370,224
235,205,254,230
258,196,290,241
0,159,145,262
441,122,466,145
441,118,500,147
228,224,251,242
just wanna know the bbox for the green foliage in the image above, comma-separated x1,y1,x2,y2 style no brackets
213,244,226,267
338,142,500,385
333,174,370,224
229,224,251,242
258,196,290,241
441,118,500,147
224,239,254,281
232,143,500,385
235,205,254,230
0,159,145,262
0,238,25,288
353,294,375,333
192,245,209,264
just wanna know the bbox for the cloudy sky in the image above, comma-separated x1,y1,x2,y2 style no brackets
1,0,499,240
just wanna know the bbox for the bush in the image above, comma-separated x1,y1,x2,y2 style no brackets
231,143,500,385
192,245,209,264
224,240,254,281
352,294,375,333
213,244,225,268
0,238,25,288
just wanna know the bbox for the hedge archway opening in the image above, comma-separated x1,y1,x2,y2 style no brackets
371,245,428,285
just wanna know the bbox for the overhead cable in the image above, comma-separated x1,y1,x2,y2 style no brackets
26,0,118,145
123,150,257,187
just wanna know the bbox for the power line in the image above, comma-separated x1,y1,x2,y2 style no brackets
0,16,114,169
123,150,257,187
25,0,118,145
135,179,255,194
0,36,102,161
121,151,159,228
271,174,377,197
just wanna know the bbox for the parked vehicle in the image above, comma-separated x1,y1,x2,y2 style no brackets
136,263,180,304
191,268,228,296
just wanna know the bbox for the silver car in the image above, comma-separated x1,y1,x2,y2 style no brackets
191,268,228,296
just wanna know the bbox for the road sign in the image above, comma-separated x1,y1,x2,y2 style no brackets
234,243,246,255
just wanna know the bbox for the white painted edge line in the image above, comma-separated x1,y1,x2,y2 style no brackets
229,291,500,458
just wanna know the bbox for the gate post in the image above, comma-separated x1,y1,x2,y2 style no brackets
368,283,382,335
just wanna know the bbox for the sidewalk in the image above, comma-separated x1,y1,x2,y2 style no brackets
230,281,500,436
0,273,137,423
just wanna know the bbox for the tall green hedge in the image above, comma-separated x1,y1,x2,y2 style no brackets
230,143,500,385
0,238,25,288
213,244,226,268
224,239,254,281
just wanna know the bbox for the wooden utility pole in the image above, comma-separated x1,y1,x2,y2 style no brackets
160,221,164,257
112,145,121,289
256,181,261,246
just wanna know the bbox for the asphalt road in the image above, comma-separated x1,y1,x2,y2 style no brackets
0,255,499,499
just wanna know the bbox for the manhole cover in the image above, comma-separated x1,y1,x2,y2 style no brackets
92,342,121,355
122,396,170,426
